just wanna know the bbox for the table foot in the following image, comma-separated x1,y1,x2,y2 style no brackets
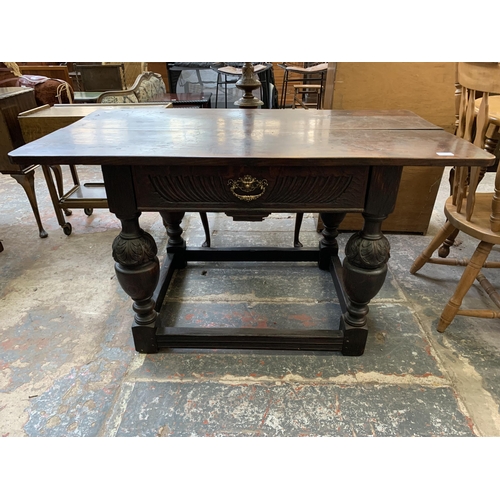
340,317,368,356
132,323,159,353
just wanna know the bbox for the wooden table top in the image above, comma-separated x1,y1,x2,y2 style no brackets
160,93,211,103
9,108,496,168
19,102,172,119
0,86,33,100
73,91,104,103
17,103,173,143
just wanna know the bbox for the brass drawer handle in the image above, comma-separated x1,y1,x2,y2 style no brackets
228,175,268,202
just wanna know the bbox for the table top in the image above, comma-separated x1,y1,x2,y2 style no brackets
17,103,172,143
9,108,496,168
19,103,172,119
73,91,104,103
161,93,211,103
0,86,33,100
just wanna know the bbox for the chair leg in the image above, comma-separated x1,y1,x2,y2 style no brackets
41,164,72,235
294,213,304,247
197,212,302,249
280,70,288,109
410,220,456,274
437,240,494,332
438,227,459,257
224,75,228,108
215,74,220,108
48,165,72,216
11,169,48,239
199,212,210,247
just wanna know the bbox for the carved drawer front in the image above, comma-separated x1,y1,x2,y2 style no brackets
133,164,369,212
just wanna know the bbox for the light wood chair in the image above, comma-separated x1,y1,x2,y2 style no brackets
437,84,500,259
410,62,500,332
477,95,500,168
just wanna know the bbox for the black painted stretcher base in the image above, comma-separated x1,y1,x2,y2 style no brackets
131,245,368,356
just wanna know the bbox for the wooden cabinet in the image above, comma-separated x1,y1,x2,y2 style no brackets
322,62,456,234
337,166,445,234
330,63,456,132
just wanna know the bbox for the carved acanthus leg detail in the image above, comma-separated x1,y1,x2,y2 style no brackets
112,215,160,353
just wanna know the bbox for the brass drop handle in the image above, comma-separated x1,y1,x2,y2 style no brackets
228,175,268,202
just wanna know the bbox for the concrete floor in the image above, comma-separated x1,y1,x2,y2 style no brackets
1,165,500,437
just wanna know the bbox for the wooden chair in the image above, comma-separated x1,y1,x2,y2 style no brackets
410,62,500,332
0,87,48,241
437,81,500,259
103,62,148,89
478,95,500,168
278,63,327,109
74,64,126,92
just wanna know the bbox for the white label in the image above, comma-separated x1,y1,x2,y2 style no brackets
436,152,455,156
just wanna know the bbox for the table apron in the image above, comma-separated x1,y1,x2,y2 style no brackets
132,164,370,212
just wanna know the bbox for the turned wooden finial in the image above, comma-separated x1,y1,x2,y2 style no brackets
235,62,263,108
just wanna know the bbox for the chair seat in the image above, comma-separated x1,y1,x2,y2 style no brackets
444,192,500,244
280,63,328,74
217,64,269,76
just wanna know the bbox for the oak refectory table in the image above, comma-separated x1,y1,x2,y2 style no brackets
8,108,495,356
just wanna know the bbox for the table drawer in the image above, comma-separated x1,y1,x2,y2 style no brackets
133,165,369,212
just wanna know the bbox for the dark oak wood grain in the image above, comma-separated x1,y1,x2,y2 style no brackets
9,109,492,167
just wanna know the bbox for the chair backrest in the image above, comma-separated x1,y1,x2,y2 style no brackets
103,62,148,88
97,72,165,104
268,82,276,109
18,64,72,85
452,62,500,231
75,64,126,92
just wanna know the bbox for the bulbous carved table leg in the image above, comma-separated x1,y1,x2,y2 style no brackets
112,215,160,353
342,214,390,355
